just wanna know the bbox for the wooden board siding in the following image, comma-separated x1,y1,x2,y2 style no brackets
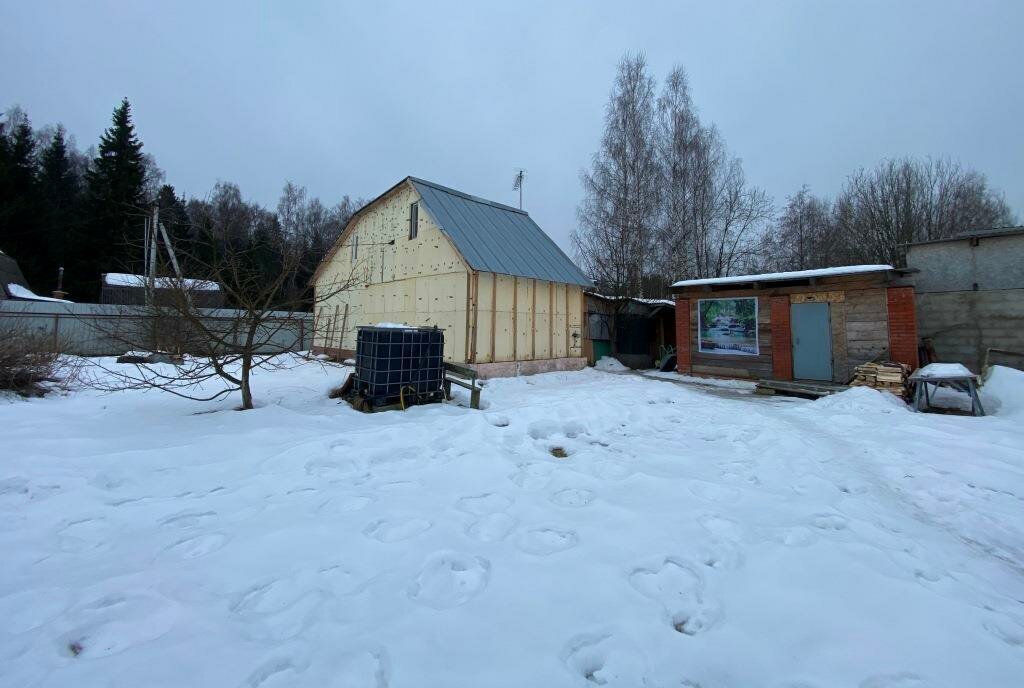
675,273,899,382
844,288,889,373
472,276,583,363
829,298,849,382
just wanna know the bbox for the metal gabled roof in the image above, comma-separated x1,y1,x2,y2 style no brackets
408,177,592,287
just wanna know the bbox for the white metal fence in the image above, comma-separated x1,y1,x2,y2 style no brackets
0,301,313,357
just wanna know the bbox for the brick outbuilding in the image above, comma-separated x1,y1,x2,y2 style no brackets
670,265,918,383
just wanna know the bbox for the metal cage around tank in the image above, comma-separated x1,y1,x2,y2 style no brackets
353,325,445,408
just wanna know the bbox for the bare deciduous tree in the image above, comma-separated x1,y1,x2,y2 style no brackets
832,157,1014,266
83,199,358,410
655,66,772,283
759,185,833,272
573,52,661,297
577,59,773,296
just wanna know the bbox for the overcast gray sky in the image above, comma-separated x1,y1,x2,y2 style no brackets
2,1,1021,252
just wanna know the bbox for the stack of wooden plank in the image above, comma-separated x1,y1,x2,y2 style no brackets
850,361,910,396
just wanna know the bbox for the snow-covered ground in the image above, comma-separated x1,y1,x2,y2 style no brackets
2,361,1024,687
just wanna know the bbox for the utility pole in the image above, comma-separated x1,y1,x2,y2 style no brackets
147,205,160,306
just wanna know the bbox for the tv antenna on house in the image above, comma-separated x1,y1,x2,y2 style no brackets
512,169,526,210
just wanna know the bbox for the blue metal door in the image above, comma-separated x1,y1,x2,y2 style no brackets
791,302,833,380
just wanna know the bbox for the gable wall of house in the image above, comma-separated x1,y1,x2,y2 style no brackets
313,183,471,360
313,180,587,372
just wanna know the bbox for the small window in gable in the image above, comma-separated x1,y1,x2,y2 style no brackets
351,233,358,261
409,202,419,240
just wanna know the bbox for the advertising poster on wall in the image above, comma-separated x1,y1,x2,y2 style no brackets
698,297,759,355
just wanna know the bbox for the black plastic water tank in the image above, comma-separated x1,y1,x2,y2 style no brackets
354,325,445,407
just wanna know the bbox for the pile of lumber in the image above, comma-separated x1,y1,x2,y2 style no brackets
850,361,910,396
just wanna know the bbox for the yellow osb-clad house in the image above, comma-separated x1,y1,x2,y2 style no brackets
311,176,593,378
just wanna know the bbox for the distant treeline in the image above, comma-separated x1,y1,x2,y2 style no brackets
574,53,1018,297
0,99,362,303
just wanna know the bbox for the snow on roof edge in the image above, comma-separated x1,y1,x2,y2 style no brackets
103,272,221,291
671,264,894,289
5,283,72,303
591,294,675,307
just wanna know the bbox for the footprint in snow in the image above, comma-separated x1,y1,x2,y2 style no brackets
550,487,595,508
667,598,723,636
332,647,391,688
527,419,586,440
629,559,722,637
509,463,554,490
230,578,309,615
242,656,307,688
57,592,178,659
0,476,60,504
304,457,366,483
455,492,513,515
407,552,490,609
466,513,517,543
368,447,427,473
560,632,650,687
629,559,703,604
983,613,1024,648
689,539,744,571
772,526,818,547
57,517,111,552
159,532,230,560
159,510,217,528
362,517,431,543
317,564,376,596
316,495,374,515
516,527,579,555
697,514,742,539
809,513,849,531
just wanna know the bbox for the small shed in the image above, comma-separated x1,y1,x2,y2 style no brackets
100,272,224,308
908,227,1024,372
584,294,676,368
670,265,918,383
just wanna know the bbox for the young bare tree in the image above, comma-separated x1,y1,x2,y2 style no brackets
84,193,358,410
573,52,661,297
832,157,1014,266
762,185,834,271
0,317,80,396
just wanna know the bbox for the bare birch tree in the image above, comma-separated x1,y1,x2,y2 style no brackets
653,65,772,282
573,52,661,297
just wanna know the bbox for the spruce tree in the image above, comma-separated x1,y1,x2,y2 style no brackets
0,117,44,290
38,127,81,287
77,98,148,299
